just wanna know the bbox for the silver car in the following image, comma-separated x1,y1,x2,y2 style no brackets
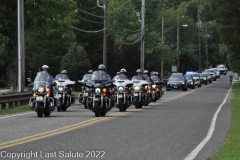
185,72,201,87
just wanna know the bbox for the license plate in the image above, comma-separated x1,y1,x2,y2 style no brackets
84,93,89,97
95,98,100,101
36,96,43,101
118,94,123,98
134,93,138,96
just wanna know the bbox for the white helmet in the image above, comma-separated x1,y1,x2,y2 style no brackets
136,69,142,73
42,65,49,69
120,68,126,73
61,70,67,74
98,64,105,70
143,70,148,74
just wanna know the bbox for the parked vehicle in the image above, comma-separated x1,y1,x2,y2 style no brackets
185,72,201,87
199,73,208,85
28,72,56,117
204,69,217,81
217,64,227,75
112,75,134,112
166,73,188,91
185,74,195,89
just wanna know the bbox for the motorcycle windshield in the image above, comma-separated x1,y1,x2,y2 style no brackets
82,74,92,81
33,72,53,89
151,75,159,81
91,71,109,81
55,74,70,80
131,76,143,81
112,75,128,81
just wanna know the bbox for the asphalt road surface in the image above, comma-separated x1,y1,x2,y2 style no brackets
0,74,232,160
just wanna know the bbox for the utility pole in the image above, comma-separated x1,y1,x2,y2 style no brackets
97,0,107,72
205,21,208,69
140,0,145,72
18,0,25,92
198,4,201,72
161,15,164,78
177,16,180,72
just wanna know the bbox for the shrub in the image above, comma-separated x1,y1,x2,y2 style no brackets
0,80,7,88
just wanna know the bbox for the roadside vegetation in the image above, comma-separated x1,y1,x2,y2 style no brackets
209,83,240,159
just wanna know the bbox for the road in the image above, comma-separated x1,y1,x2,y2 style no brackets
0,74,232,160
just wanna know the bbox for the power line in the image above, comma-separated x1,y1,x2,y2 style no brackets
75,7,105,18
71,26,107,33
124,35,143,45
76,15,104,24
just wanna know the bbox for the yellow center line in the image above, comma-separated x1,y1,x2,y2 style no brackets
0,89,196,150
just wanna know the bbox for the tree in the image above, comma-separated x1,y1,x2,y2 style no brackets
60,44,92,81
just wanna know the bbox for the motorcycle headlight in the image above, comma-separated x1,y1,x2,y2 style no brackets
118,86,124,92
58,86,64,91
134,86,140,91
37,87,44,93
182,82,184,84
152,84,156,88
203,78,206,80
95,88,101,93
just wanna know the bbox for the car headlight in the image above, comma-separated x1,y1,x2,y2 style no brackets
58,86,64,91
95,88,101,93
134,86,140,91
152,84,156,88
118,86,124,91
37,87,44,93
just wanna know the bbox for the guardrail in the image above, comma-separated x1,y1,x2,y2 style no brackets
0,92,32,110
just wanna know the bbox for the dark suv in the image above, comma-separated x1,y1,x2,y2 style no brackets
166,73,188,91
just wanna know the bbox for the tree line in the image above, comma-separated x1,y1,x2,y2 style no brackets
0,0,237,90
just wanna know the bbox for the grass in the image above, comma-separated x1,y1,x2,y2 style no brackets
208,83,240,160
0,104,30,115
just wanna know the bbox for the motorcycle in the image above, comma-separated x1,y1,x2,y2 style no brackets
83,71,115,117
131,76,149,109
150,75,164,101
28,72,56,117
77,73,92,108
112,75,134,112
54,77,76,112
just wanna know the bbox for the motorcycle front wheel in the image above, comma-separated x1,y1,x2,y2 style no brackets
134,97,140,109
43,109,51,117
118,98,124,112
94,101,100,117
37,103,43,117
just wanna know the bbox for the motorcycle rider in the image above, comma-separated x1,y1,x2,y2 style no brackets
40,65,54,96
136,69,145,80
119,68,128,79
143,70,150,80
55,70,69,80
97,64,111,80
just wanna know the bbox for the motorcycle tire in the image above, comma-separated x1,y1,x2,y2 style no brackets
62,106,67,111
57,107,61,112
43,110,51,117
134,97,139,109
37,103,43,118
94,101,100,117
118,99,124,112
100,110,106,116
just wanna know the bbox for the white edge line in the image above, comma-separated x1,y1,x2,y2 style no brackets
0,112,34,119
184,87,232,160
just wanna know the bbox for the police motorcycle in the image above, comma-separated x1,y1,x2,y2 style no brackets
112,75,134,112
28,72,56,117
77,71,92,108
83,70,115,117
143,70,155,104
54,73,76,112
131,75,149,109
150,72,164,101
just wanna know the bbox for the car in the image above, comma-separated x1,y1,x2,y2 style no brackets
185,72,201,87
204,69,217,81
166,73,188,91
185,74,195,89
199,73,208,85
216,64,227,75
211,68,220,78
203,73,213,84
